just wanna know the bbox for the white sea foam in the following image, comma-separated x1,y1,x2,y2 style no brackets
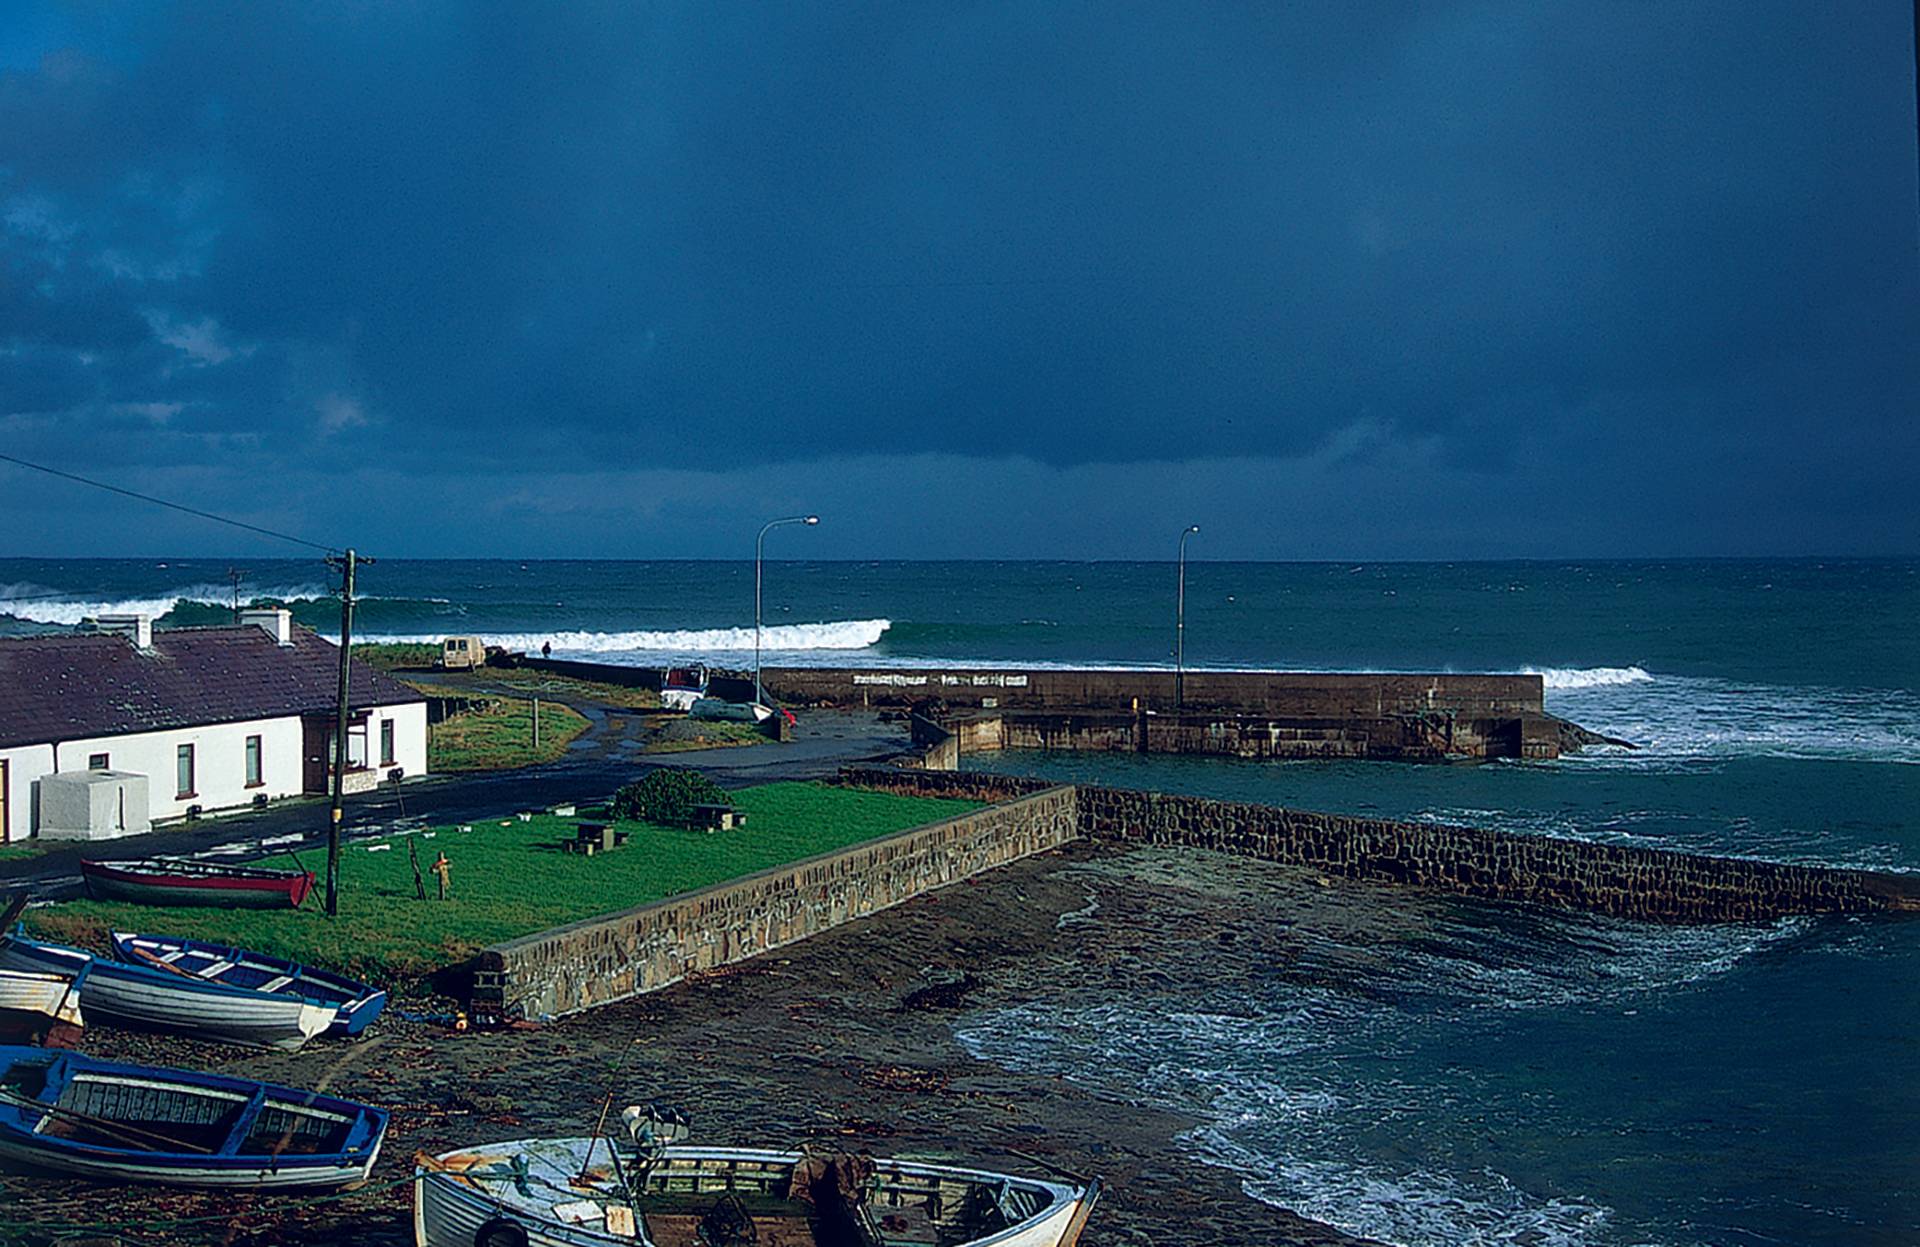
1545,671,1919,768
362,617,893,654
0,582,332,625
1522,665,1655,689
956,896,1796,1247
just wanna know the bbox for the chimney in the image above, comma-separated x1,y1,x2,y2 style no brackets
96,613,153,650
240,607,293,646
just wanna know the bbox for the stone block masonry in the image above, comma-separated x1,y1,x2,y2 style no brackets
842,768,1920,925
471,785,1080,1019
1075,786,1920,923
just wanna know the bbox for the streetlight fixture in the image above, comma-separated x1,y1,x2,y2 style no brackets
755,514,819,707
1176,524,1200,707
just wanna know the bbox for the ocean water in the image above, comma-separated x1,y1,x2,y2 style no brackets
3,557,1916,1244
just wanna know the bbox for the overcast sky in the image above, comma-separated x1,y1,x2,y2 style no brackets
2,3,1916,559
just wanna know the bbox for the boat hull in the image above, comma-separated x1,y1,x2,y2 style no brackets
112,933,386,1039
0,938,333,1051
82,860,313,909
0,969,84,1048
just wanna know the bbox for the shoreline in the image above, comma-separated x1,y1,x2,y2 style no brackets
0,841,1372,1247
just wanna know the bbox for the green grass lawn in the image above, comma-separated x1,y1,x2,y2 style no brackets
353,641,439,671
643,720,769,753
428,698,591,771
27,782,983,988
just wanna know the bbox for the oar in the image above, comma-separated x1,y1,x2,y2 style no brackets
0,1087,216,1155
126,943,206,982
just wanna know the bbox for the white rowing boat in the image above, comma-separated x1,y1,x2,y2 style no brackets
0,932,333,1052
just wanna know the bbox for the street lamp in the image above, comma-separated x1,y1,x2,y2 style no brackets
755,514,819,707
1176,524,1200,707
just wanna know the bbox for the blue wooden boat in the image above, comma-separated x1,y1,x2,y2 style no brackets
0,931,335,1051
0,1046,385,1188
111,932,386,1038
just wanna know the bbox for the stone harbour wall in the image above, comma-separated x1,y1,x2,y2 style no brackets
841,768,1920,924
1076,786,1920,923
472,784,1080,1019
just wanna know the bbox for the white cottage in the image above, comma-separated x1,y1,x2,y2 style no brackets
0,609,427,843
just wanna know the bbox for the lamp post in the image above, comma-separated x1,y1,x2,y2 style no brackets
1176,524,1200,707
755,514,819,707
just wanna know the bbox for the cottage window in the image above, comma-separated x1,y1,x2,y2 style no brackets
87,753,109,770
176,743,195,798
346,722,368,770
380,719,396,766
245,735,263,787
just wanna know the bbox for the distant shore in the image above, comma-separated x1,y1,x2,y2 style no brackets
2,841,1368,1247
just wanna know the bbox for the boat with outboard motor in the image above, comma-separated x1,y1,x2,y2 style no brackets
414,1107,1099,1247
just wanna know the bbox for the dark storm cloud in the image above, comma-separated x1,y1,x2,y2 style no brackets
0,1,1915,556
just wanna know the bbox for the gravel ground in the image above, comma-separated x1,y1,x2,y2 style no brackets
0,842,1377,1247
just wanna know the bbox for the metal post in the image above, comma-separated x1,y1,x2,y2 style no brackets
326,548,357,918
1176,525,1199,708
532,696,541,750
754,514,818,707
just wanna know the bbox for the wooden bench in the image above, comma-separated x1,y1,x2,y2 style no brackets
569,822,631,853
689,804,747,831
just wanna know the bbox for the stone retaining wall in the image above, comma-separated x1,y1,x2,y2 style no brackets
1078,787,1920,922
471,785,1080,1018
843,768,1920,924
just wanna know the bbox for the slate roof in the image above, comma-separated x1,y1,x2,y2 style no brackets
0,626,424,750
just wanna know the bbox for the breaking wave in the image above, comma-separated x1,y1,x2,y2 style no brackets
365,618,893,655
1522,665,1655,689
0,582,331,626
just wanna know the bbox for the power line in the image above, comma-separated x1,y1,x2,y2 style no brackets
0,451,337,554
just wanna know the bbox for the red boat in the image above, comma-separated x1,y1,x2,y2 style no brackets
79,858,315,910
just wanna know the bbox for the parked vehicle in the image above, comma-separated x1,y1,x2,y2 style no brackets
111,933,386,1039
440,636,488,670
0,931,335,1051
0,1046,387,1188
659,664,710,712
80,858,315,910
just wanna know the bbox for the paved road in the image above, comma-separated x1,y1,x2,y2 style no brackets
0,709,909,896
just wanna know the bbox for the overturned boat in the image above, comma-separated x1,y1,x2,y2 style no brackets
111,932,387,1038
0,931,335,1051
81,857,315,910
688,696,772,724
414,1110,1099,1247
0,1046,386,1188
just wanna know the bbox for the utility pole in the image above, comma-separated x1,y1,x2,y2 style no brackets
324,548,371,917
226,567,249,622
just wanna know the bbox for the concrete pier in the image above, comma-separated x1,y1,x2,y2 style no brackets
750,665,1592,761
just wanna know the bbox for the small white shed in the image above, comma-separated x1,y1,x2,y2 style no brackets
37,770,151,841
